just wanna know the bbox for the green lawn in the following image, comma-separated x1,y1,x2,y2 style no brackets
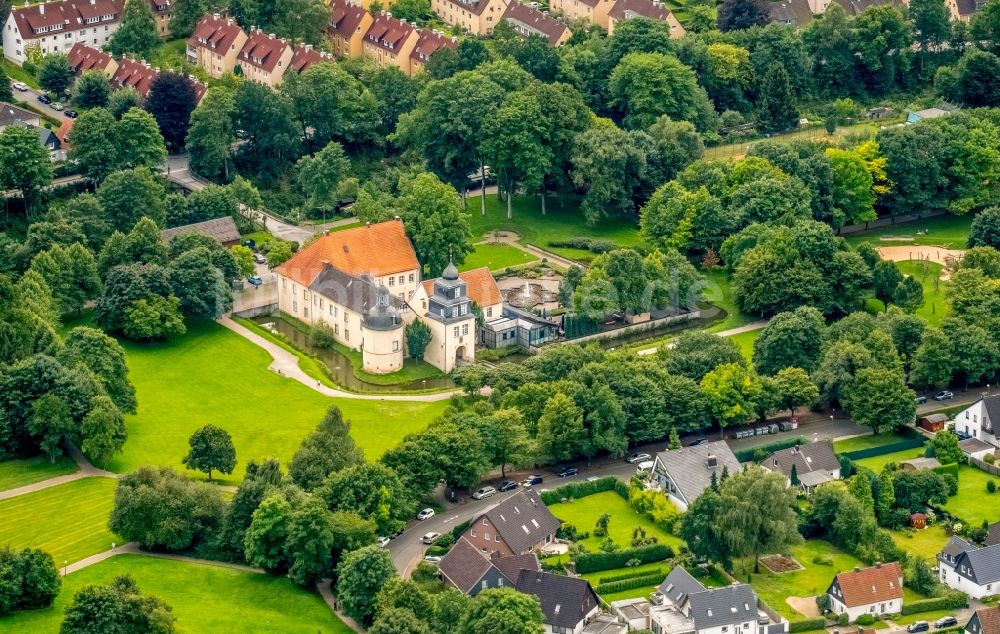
0,554,350,633
109,320,448,484
891,525,950,561
467,194,644,261
730,330,760,362
833,431,913,454
895,609,956,626
549,491,683,552
866,260,948,326
844,214,975,250
0,455,77,491
3,59,39,89
462,242,538,272
704,121,889,161
0,477,120,566
583,561,668,602
703,269,754,333
942,464,1000,526
747,540,866,621
853,447,929,474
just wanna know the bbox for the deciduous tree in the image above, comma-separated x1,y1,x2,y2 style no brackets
72,70,111,109
108,0,159,59
181,424,237,481
146,73,198,152
336,545,397,625
289,406,363,491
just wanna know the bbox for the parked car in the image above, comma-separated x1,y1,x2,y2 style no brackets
247,275,263,286
934,390,954,401
499,480,518,492
424,555,442,564
417,508,435,520
421,532,440,544
50,101,63,111
11,81,27,92
586,476,600,482
908,622,929,633
915,395,927,405
636,460,655,474
627,452,651,464
377,536,390,548
955,430,972,441
253,253,266,264
557,466,578,477
521,475,543,487
37,94,51,104
472,486,497,500
934,617,957,628
688,437,708,446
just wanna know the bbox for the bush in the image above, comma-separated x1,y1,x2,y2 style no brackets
575,544,674,574
424,545,450,557
812,554,834,566
988,480,997,494
539,477,625,505
815,594,830,612
900,593,968,615
309,322,337,348
837,613,850,626
540,558,566,574
451,520,471,541
598,567,666,585
842,436,925,460
790,617,829,632
594,571,666,594
435,532,455,548
733,437,807,463
986,453,996,464
857,614,876,626
0,547,61,615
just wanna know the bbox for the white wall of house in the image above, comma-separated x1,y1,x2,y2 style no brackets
698,619,758,634
650,457,689,511
4,13,120,65
939,562,999,599
955,402,1000,449
540,604,600,634
828,596,901,622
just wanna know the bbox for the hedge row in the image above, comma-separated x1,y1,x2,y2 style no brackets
598,567,666,585
900,593,968,616
788,618,828,632
540,477,627,505
734,437,806,463
842,436,925,460
594,572,665,594
575,544,674,574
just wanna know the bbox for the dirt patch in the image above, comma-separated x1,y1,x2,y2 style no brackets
786,596,821,618
876,246,965,267
760,554,804,574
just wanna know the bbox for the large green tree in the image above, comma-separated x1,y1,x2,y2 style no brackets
186,87,237,182
457,587,545,634
336,545,397,625
756,63,798,134
609,52,714,131
717,466,802,572
842,367,916,434
108,0,159,58
73,71,111,110
0,124,53,218
399,172,473,276
289,406,363,491
181,424,237,481
146,73,198,152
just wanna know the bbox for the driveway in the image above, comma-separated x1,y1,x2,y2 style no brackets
15,85,69,121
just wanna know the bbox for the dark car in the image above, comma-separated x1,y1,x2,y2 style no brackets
63,110,78,118
37,94,51,104
934,617,957,629
557,466,578,477
915,395,927,405
521,475,543,487
908,622,930,633
499,480,518,492
688,437,708,446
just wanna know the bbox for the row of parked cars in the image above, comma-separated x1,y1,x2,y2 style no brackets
469,467,582,501
906,616,957,632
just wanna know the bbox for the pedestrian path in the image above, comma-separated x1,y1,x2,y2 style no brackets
0,442,117,501
635,319,770,356
318,580,365,634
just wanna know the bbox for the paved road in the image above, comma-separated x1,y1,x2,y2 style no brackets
13,85,70,121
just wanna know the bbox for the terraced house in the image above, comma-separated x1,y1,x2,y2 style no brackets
408,28,457,74
187,13,247,78
606,0,684,36
3,0,124,64
362,12,418,74
501,1,571,46
328,0,373,58
549,0,615,30
236,28,292,86
431,0,507,35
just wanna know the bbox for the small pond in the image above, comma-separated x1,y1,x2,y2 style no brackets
252,315,456,394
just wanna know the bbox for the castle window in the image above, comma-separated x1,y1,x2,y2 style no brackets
462,324,469,335
453,326,459,337
393,340,399,352
389,277,394,286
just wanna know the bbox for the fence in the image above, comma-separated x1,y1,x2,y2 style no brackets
837,209,947,235
841,436,926,460
970,455,1000,477
564,310,701,345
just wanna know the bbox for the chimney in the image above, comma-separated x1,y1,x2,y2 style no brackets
875,562,882,569
269,33,275,38
213,12,220,19
39,2,43,14
706,454,717,468
854,567,861,573
226,18,233,25
305,44,313,51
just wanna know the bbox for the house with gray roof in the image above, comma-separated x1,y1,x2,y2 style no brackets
461,487,561,557
161,216,242,246
650,441,741,511
761,440,840,492
938,536,1000,598
954,395,1000,451
515,569,601,634
438,536,540,596
767,0,813,27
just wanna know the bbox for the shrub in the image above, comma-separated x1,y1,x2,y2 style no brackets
857,614,876,626
887,507,912,530
837,613,849,626
435,532,455,548
790,617,829,632
812,554,834,566
309,322,337,348
594,571,666,594
815,594,830,612
450,520,471,541
540,558,566,574
424,545,450,557
842,436,925,460
986,453,996,464
900,593,968,615
598,567,665,585
574,544,674,574
599,537,619,553
540,477,626,505
988,480,996,494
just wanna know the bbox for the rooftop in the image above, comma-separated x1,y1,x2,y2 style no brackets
238,28,290,72
410,29,457,62
501,1,570,45
364,12,415,53
479,488,561,555
515,569,599,630
67,42,115,73
328,0,371,39
830,562,903,608
161,216,240,245
11,0,124,37
0,102,40,128
653,441,741,505
188,13,246,53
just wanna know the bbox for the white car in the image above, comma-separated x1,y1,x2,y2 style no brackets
627,452,652,464
377,536,390,547
421,532,441,544
417,508,435,520
636,460,655,474
424,555,442,564
11,82,27,92
472,486,497,500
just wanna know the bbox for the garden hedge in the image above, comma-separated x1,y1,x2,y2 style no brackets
899,593,968,615
734,437,807,463
594,571,666,594
540,477,628,505
575,544,674,574
598,567,666,585
841,436,925,460
788,618,828,632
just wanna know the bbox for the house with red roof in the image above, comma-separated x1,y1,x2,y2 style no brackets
186,13,248,78
827,562,904,622
328,0,373,58
431,0,506,35
236,28,292,86
501,1,571,46
111,56,159,96
607,0,685,36
147,0,171,36
289,42,332,73
67,41,118,76
3,0,125,65
409,29,456,74
362,11,419,75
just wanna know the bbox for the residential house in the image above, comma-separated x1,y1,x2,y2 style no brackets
954,395,1000,448
966,606,1000,634
515,569,601,634
960,437,994,462
985,523,1000,547
649,441,741,511
274,219,488,373
67,41,118,76
481,304,560,349
55,117,73,150
419,266,502,344
409,29,457,74
827,562,904,622
501,1,572,46
3,0,125,65
288,42,331,72
439,536,541,596
830,0,902,15
111,56,158,96
637,567,787,634
549,0,615,29
186,13,248,78
767,0,813,26
147,0,170,36
327,0,373,58
161,216,241,247
431,0,507,35
236,28,292,86
607,0,684,37
939,536,1000,599
362,12,418,75
946,0,984,21
0,102,40,129
458,487,560,557
761,440,841,492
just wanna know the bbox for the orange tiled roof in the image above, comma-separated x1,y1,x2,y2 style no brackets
833,562,903,608
238,29,290,73
423,267,502,307
275,220,420,286
188,13,245,53
67,42,115,73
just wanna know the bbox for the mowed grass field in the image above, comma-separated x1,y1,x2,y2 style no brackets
844,213,974,250
0,554,352,633
549,491,683,553
0,477,120,565
0,455,77,491
461,242,538,272
107,320,448,484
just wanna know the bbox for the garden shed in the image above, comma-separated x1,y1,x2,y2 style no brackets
911,513,927,529
919,414,948,432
